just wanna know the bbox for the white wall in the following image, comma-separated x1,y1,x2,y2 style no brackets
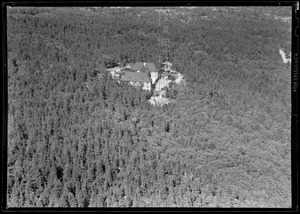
279,49,291,63
150,72,158,84
143,82,151,91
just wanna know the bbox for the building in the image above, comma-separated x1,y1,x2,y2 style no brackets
132,62,158,84
132,62,156,73
107,66,122,79
121,71,152,91
175,72,184,84
161,71,169,79
139,65,150,73
155,78,172,91
162,61,172,71
150,71,158,84
125,63,134,69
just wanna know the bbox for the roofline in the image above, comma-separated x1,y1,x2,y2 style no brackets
122,79,151,83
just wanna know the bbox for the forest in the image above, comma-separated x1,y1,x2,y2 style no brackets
6,6,291,207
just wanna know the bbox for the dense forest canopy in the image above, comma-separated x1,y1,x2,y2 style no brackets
7,6,291,207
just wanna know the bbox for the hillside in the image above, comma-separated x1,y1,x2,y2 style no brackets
7,6,291,207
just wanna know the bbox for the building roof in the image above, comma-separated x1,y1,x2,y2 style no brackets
126,63,134,68
139,66,150,73
121,71,151,83
124,68,136,72
132,62,156,72
162,72,169,77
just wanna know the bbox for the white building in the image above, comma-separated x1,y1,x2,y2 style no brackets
150,71,159,84
279,49,291,64
155,78,172,91
163,61,173,71
121,71,152,91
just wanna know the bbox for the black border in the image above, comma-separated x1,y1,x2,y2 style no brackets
1,0,299,213
291,1,299,213
1,1,299,7
2,2,8,213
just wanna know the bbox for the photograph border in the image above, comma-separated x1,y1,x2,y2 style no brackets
1,0,299,212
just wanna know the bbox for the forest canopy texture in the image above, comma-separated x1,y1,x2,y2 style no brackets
7,6,291,207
